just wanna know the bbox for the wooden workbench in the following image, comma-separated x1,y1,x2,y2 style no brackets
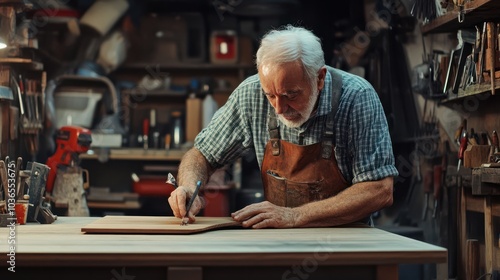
0,217,447,280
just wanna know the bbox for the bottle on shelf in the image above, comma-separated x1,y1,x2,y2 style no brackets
149,108,161,149
142,118,149,149
169,110,184,149
201,81,218,128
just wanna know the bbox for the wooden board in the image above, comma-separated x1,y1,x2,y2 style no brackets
81,216,242,234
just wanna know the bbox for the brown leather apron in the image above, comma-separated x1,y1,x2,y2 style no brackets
261,68,349,208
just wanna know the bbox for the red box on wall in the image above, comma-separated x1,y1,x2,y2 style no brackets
210,30,238,64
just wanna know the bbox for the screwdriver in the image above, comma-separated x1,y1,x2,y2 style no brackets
432,165,442,218
492,130,499,153
457,129,468,172
421,168,433,221
469,128,479,146
454,119,467,146
490,130,499,162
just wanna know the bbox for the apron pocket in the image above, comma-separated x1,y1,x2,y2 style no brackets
285,179,324,208
265,170,286,207
265,171,326,208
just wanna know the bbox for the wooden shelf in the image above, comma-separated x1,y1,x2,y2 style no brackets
422,0,500,34
87,200,141,210
439,79,500,104
81,148,187,161
121,62,254,71
122,88,187,98
0,57,43,70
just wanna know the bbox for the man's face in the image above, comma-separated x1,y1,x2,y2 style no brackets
259,62,324,128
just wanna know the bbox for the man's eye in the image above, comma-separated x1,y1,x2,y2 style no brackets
287,92,299,99
265,93,276,99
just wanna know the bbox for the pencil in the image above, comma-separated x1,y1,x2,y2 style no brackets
181,180,202,225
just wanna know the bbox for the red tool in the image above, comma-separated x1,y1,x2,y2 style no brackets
454,119,467,145
457,129,468,172
46,126,92,193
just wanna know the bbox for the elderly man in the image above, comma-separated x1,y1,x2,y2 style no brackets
168,25,398,228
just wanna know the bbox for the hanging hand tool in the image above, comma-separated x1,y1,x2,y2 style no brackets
454,119,467,146
415,142,422,182
432,165,443,218
490,130,499,162
486,22,496,94
492,130,499,153
469,128,479,145
143,118,149,149
421,168,433,221
14,157,23,200
458,129,468,172
477,22,487,83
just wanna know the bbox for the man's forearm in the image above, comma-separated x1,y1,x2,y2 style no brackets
177,148,214,192
294,177,394,227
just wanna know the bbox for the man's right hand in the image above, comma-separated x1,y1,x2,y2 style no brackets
168,186,204,223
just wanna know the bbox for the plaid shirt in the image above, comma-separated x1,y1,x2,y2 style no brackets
195,68,399,184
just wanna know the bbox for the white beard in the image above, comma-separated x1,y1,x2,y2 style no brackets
278,85,319,128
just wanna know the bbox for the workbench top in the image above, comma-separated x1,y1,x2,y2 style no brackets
0,217,446,267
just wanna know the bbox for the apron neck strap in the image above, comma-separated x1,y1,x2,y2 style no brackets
268,112,281,155
321,66,343,159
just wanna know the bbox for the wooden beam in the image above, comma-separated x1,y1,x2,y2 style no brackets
484,197,494,277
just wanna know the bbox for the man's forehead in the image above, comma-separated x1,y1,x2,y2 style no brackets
259,61,302,73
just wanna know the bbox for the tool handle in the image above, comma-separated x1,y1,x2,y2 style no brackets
143,118,149,136
458,134,468,160
423,169,433,193
454,125,463,145
15,157,23,200
184,181,202,218
492,130,499,149
433,165,442,200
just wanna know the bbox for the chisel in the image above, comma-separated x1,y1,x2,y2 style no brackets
477,22,487,83
457,129,468,172
487,22,496,95
15,157,23,200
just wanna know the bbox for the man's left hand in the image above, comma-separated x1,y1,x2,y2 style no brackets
231,201,299,228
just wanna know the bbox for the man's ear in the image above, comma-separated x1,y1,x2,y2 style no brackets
317,66,327,91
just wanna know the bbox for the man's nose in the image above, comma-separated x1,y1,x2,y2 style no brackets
274,96,287,114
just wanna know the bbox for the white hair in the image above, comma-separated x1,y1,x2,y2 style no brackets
256,25,325,85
